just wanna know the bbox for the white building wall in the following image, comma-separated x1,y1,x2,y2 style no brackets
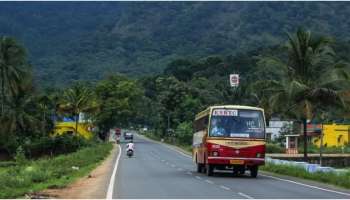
266,120,293,141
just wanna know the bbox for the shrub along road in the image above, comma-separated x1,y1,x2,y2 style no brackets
112,133,350,199
40,143,119,198
0,143,113,198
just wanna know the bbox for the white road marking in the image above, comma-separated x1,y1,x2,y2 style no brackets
261,174,350,197
205,180,214,184
220,185,231,191
195,176,202,180
171,164,176,168
186,171,193,175
238,192,253,199
161,159,165,162
138,133,350,198
177,168,183,171
106,145,122,199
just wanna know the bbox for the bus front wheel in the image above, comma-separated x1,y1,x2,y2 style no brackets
206,164,214,176
250,166,258,178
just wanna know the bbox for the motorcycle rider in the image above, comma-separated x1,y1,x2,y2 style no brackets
126,141,134,155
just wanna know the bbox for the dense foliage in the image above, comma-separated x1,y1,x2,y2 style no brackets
1,9,350,159
1,2,350,87
136,29,350,151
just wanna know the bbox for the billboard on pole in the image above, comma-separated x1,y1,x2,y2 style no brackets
230,74,239,87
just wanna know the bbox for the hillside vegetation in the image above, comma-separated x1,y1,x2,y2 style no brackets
1,2,350,87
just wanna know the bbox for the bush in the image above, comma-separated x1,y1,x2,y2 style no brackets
22,166,50,183
0,161,16,167
23,134,93,159
266,143,285,153
0,143,112,198
175,122,193,145
14,146,27,165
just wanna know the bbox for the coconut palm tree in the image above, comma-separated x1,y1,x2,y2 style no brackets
249,81,275,124
0,82,40,136
59,83,97,135
255,28,350,160
0,37,26,115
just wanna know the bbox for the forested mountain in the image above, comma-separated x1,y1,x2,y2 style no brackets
1,2,350,87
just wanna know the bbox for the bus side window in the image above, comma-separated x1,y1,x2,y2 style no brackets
204,117,208,126
194,115,209,133
193,120,199,133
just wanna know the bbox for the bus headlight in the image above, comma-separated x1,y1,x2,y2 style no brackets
256,153,261,158
212,151,219,156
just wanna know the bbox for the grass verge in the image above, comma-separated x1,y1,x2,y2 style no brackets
0,142,113,198
261,163,350,189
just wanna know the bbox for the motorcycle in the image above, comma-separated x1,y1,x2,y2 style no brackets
127,149,133,158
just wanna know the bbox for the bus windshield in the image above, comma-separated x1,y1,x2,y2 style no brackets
209,109,265,139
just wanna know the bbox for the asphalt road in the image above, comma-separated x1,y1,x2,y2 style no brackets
113,132,350,199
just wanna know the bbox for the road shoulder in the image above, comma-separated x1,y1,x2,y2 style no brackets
260,170,350,195
39,143,119,199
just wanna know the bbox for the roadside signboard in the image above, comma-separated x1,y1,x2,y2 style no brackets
230,74,239,87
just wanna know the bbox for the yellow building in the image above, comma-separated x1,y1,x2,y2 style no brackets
313,124,350,147
53,122,93,140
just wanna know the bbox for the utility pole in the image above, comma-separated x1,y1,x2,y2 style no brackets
303,118,308,162
320,123,323,166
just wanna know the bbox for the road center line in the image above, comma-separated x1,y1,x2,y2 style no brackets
261,174,350,197
205,180,214,184
238,192,253,199
220,185,231,191
106,145,122,199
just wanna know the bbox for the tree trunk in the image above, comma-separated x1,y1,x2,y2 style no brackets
1,68,5,116
303,118,308,162
42,110,46,135
76,113,81,148
75,113,79,135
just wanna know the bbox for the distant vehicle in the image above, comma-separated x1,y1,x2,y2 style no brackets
115,128,121,143
115,128,121,136
192,105,266,177
124,132,133,140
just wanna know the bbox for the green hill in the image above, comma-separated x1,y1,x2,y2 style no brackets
1,2,350,87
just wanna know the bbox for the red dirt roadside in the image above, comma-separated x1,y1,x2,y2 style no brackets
39,144,119,199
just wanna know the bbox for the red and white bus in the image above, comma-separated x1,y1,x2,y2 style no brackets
192,105,266,177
